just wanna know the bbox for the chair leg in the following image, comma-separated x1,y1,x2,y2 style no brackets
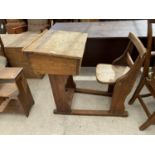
110,88,127,115
15,70,34,117
140,112,155,130
129,78,145,105
110,97,127,115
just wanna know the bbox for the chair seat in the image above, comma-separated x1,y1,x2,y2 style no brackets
0,83,18,97
0,56,7,68
96,64,130,84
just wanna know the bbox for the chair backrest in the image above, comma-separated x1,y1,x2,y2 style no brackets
115,32,146,95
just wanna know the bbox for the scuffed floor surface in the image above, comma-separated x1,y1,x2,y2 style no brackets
0,67,155,135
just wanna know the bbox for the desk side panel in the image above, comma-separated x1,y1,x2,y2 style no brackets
4,47,43,78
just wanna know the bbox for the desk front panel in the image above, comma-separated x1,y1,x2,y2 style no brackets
25,53,81,75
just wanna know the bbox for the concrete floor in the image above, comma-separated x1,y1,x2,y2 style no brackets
0,67,155,135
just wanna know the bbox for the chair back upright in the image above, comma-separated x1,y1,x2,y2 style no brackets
114,32,146,96
143,20,155,77
144,20,155,94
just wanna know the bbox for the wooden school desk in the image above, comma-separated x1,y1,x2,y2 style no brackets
0,32,44,78
23,30,93,115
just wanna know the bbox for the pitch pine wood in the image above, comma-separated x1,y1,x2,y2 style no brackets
96,64,130,84
0,32,44,78
25,53,79,75
0,67,34,116
24,30,88,75
0,83,18,97
94,32,146,116
24,30,146,117
129,20,155,130
0,67,22,81
0,98,11,112
49,75,74,112
24,30,88,59
1,32,38,47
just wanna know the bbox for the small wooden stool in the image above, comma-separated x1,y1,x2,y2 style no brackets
0,67,34,116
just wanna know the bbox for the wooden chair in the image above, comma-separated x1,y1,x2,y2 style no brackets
76,32,146,116
0,36,34,116
129,20,155,130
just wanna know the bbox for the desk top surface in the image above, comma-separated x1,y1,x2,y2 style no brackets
23,30,88,59
52,20,150,38
0,32,40,48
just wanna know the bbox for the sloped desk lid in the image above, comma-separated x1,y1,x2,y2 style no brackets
23,30,88,59
0,32,40,48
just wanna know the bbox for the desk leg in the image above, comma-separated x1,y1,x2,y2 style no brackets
49,75,75,113
49,75,127,117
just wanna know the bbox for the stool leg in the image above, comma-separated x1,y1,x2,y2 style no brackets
15,70,34,116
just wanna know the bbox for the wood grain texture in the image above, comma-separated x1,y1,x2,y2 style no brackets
1,32,39,47
129,20,155,130
24,30,87,75
24,30,88,59
92,32,146,116
26,53,80,75
54,109,128,117
96,64,130,84
15,70,34,116
0,68,34,116
0,32,44,78
0,83,18,97
0,67,22,82
49,75,74,112
0,98,10,112
128,32,146,57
